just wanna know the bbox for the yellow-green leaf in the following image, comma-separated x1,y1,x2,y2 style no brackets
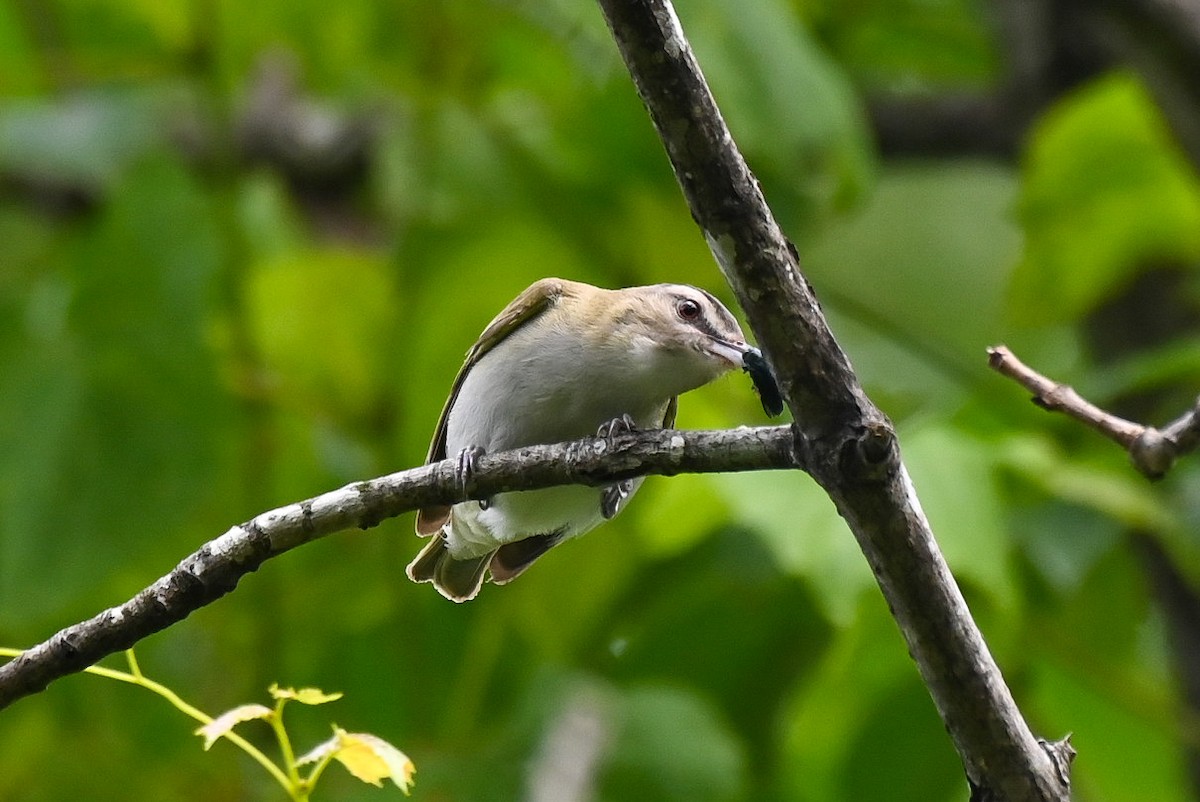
334,731,415,793
298,727,415,794
268,684,343,705
194,704,272,750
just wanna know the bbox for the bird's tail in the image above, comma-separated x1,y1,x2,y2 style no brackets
406,536,492,603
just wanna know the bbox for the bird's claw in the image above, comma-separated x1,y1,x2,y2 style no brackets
598,414,637,519
597,413,637,445
601,480,633,520
455,446,491,509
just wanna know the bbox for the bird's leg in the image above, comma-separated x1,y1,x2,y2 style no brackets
455,445,491,510
598,414,638,519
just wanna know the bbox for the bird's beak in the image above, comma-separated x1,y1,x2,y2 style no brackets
706,338,785,418
705,337,757,368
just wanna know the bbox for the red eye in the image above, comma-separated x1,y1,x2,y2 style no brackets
677,299,702,320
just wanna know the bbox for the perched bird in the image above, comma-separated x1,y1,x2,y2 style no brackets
407,277,772,602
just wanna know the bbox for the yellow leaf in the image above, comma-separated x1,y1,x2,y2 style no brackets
194,704,272,750
268,684,343,705
298,727,415,794
335,731,416,793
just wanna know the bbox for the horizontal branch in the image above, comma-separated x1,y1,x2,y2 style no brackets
988,344,1200,478
0,425,798,711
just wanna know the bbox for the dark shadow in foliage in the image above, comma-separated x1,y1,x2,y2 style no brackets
836,676,963,802
590,525,834,794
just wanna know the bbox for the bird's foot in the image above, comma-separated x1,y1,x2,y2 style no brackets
597,413,637,444
598,414,637,519
601,480,633,519
455,445,491,510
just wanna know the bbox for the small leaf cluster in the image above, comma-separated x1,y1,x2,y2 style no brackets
198,683,415,799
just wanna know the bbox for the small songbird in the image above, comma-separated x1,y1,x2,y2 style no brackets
407,277,770,602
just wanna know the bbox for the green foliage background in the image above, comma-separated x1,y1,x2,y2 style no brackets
3,0,1200,800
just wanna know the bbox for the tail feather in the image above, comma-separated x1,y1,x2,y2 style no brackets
489,530,564,584
406,536,493,603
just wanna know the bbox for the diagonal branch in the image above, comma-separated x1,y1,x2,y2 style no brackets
0,425,797,711
989,344,1200,478
595,0,1074,798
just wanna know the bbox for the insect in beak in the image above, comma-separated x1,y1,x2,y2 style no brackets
741,346,784,417
705,338,784,417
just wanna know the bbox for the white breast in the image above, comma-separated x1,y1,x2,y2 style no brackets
440,320,666,557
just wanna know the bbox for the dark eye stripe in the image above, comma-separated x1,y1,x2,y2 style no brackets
695,287,740,335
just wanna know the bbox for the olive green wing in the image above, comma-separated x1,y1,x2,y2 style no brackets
415,278,571,535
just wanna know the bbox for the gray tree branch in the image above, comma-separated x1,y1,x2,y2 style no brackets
0,425,797,711
595,0,1074,799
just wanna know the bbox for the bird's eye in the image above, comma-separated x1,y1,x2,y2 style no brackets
676,299,702,321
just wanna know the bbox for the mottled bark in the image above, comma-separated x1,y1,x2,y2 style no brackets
0,425,796,710
596,0,1073,798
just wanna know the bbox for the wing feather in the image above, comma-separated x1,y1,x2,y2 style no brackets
415,278,571,535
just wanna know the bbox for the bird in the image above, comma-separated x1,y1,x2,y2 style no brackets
406,277,774,602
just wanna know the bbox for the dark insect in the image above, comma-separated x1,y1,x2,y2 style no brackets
743,348,784,417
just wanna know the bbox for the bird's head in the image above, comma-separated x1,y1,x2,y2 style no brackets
601,283,762,395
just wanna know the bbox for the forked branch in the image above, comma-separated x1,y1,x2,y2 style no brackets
989,344,1200,478
596,0,1073,798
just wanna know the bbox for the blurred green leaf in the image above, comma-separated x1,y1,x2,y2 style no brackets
805,0,1000,88
0,336,86,623
680,0,874,210
628,475,731,559
1045,542,1154,670
244,247,398,418
601,684,747,802
1012,72,1200,323
236,173,307,261
996,434,1178,533
0,1,40,95
807,162,1021,417
1008,500,1123,596
835,678,963,802
1,154,231,626
778,592,956,801
0,90,175,190
716,470,873,625
599,528,833,773
901,422,1016,608
1029,658,1188,802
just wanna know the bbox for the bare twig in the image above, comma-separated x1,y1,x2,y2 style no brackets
597,1,1073,798
0,425,797,711
988,344,1200,478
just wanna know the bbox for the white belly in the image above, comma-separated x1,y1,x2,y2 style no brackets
439,322,665,559
444,483,623,559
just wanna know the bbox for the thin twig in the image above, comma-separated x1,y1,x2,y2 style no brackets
988,344,1200,478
